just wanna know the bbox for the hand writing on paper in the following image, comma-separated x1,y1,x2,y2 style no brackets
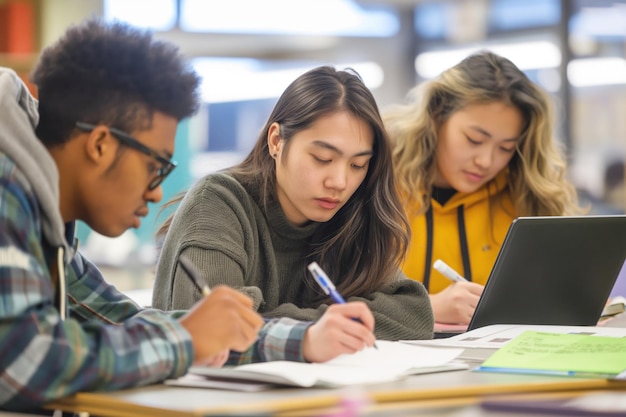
430,281,484,324
196,349,230,368
179,285,264,364
302,302,376,363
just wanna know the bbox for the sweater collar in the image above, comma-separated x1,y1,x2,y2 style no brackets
264,197,319,240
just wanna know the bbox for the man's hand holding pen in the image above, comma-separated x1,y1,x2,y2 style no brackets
179,285,264,365
177,256,264,366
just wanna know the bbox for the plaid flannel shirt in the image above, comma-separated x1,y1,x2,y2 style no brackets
0,153,308,411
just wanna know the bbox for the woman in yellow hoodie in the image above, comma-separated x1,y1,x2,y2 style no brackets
384,51,582,325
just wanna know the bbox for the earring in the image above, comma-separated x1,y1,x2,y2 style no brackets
272,153,278,158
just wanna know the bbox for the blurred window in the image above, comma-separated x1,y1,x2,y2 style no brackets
489,0,560,31
415,0,560,40
192,58,383,104
414,41,560,79
191,58,384,154
104,0,177,30
414,2,447,40
180,0,398,36
570,1,626,40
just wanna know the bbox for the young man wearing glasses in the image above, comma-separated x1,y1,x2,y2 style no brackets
0,17,263,412
0,18,376,413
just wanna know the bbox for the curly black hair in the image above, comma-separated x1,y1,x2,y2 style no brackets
32,18,201,146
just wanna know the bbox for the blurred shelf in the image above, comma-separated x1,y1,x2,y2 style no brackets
0,53,39,72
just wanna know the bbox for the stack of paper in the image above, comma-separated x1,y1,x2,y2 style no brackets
404,324,626,350
476,330,626,378
167,341,466,390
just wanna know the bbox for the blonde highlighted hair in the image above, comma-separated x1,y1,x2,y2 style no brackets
384,50,581,217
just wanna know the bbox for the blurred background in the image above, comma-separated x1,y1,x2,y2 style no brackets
1,0,624,304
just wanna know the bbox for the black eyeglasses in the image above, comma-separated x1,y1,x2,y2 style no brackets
76,122,177,190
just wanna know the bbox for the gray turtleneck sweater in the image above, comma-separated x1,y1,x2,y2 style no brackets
153,172,434,340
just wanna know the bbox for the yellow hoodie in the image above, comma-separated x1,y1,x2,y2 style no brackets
402,171,517,293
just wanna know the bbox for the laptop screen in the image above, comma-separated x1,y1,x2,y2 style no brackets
467,215,626,331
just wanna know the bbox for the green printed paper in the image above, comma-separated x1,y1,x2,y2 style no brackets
480,331,626,375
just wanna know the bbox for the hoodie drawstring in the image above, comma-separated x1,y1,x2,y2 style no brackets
57,247,66,320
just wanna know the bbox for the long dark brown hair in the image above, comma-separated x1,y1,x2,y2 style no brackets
159,66,410,301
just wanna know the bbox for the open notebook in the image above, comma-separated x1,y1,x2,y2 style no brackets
166,341,466,390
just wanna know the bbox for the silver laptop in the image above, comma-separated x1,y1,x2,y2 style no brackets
457,215,626,333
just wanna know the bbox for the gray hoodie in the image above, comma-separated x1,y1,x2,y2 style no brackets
0,68,70,262
0,69,200,411
0,67,72,317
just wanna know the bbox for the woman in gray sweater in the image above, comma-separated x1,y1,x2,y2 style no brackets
153,66,434,342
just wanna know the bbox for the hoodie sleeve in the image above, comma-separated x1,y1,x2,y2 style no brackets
0,159,193,412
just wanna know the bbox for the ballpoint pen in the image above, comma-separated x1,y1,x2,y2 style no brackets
433,259,468,283
178,256,211,297
307,261,378,349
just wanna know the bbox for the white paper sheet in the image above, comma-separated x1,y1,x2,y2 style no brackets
171,340,464,389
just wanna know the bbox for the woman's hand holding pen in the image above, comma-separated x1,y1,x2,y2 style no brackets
179,285,264,365
302,302,376,363
430,282,484,324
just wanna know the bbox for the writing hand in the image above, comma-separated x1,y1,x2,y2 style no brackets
430,281,484,324
302,302,376,363
195,349,230,368
179,285,264,364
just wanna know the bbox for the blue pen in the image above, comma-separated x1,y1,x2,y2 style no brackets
307,261,378,349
